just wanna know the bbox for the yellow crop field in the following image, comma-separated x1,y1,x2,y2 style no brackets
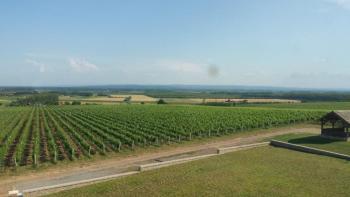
109,95,157,102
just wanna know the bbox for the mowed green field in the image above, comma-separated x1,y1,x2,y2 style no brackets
274,133,350,155
46,146,350,197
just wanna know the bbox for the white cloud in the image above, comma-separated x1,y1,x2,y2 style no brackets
25,59,47,73
326,0,350,10
69,58,99,72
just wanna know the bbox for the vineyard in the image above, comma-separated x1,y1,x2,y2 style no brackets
0,105,325,168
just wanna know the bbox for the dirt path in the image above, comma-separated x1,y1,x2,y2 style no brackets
0,125,319,196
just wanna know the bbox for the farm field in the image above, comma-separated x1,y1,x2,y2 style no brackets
0,105,324,169
0,97,13,105
274,133,350,155
59,94,301,105
59,96,125,104
236,101,350,110
164,98,300,104
59,95,157,104
45,146,350,197
204,98,300,103
109,94,157,102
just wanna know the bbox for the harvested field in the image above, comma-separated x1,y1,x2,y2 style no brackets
109,95,157,102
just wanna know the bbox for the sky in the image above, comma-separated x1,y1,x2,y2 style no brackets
1,0,350,89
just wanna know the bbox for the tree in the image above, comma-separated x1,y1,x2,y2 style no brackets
71,101,81,105
124,96,132,103
157,99,167,104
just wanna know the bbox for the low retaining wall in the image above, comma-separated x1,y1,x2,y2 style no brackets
22,171,139,194
18,142,268,195
140,142,270,171
138,154,217,172
217,142,269,154
270,140,350,161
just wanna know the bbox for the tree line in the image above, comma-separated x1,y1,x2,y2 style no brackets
10,93,59,106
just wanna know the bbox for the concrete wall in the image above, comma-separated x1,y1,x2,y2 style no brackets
217,142,269,154
270,140,350,161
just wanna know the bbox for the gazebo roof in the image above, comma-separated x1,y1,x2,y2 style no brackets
322,111,350,124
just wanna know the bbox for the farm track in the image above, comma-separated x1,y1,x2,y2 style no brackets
52,112,85,152
4,114,30,167
0,112,24,145
53,110,101,155
39,118,49,162
0,126,319,196
44,111,67,161
45,109,79,160
21,112,36,166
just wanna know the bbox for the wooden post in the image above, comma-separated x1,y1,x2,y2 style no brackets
33,154,37,167
71,149,75,159
54,150,57,163
118,142,121,152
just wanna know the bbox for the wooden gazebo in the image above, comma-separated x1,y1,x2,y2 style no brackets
321,111,350,141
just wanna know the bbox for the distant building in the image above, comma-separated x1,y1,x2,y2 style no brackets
321,111,350,141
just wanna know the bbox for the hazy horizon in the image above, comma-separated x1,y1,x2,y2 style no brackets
1,0,350,89
2,84,350,92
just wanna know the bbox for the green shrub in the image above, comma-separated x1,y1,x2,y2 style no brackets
71,101,81,105
157,99,167,104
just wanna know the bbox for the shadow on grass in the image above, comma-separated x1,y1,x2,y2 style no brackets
288,136,342,145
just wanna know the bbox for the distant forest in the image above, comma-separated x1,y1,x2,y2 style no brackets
9,93,59,106
1,86,350,102
144,91,350,102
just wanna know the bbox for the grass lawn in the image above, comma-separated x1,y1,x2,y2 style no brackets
274,133,350,155
46,146,350,197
